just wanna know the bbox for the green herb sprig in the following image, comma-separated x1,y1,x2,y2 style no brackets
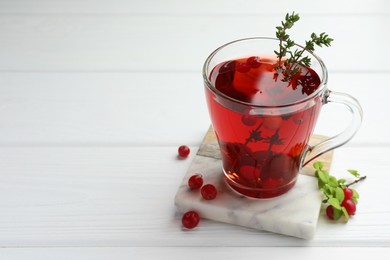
274,12,334,81
313,161,366,221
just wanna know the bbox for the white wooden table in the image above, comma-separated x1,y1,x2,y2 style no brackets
0,0,389,258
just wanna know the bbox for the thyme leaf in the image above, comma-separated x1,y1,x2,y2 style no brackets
274,12,333,82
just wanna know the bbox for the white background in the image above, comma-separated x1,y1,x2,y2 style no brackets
0,0,389,258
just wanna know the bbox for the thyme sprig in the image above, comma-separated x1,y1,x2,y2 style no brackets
275,12,300,70
274,12,334,81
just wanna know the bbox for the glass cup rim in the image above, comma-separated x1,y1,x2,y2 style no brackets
202,37,329,108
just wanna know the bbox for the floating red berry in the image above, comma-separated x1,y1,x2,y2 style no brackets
178,145,190,158
341,199,356,216
241,114,258,126
326,205,334,220
188,174,203,190
246,56,261,68
263,116,283,130
201,184,217,200
343,188,353,201
181,210,200,229
236,62,251,73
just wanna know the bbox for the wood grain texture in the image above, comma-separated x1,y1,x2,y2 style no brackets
0,0,388,14
0,72,386,146
0,146,388,247
1,247,390,260
0,0,388,257
0,15,388,72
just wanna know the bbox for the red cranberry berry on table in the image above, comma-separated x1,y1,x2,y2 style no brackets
181,211,200,229
201,184,218,200
341,199,357,216
188,174,203,190
343,188,353,201
178,145,190,158
326,205,334,220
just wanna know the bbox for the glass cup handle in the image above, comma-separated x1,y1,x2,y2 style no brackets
302,90,363,166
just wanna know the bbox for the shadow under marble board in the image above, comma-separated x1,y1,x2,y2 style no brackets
174,126,333,239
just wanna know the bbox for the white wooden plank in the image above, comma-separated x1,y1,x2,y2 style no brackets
0,146,387,247
0,15,388,72
0,72,386,145
0,72,210,146
314,72,390,146
0,0,388,14
0,247,389,260
0,0,385,257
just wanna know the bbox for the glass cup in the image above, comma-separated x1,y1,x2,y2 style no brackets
203,37,363,198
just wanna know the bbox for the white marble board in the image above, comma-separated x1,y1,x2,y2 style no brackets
175,127,333,239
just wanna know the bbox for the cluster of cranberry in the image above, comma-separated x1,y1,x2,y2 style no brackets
182,174,218,229
326,187,356,219
178,145,218,229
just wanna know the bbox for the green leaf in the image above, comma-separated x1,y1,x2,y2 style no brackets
351,188,360,204
300,56,311,66
341,207,350,221
335,187,345,203
317,179,325,189
338,178,346,184
333,207,343,220
338,178,347,188
329,176,338,188
328,197,341,210
321,186,333,198
348,169,360,177
317,170,329,184
305,41,315,51
322,185,335,199
327,186,335,196
313,161,323,170
351,188,360,199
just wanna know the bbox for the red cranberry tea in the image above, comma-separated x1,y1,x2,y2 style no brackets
205,56,322,198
